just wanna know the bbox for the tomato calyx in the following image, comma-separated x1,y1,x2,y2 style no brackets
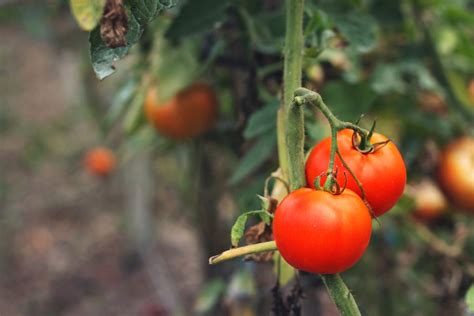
351,129,391,154
314,168,348,195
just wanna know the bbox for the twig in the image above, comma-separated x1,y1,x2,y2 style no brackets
209,241,277,265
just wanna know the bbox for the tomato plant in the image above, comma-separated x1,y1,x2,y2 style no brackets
273,188,371,274
438,137,474,213
84,147,116,177
144,83,218,140
305,129,407,217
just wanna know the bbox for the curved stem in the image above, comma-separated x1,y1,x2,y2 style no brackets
294,87,370,191
209,241,277,265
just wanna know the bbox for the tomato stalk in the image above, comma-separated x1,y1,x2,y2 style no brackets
279,0,305,191
294,87,370,193
279,2,363,315
209,2,366,314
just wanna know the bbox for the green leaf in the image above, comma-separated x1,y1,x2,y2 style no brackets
243,99,279,139
69,0,105,31
239,9,284,54
128,0,165,25
104,78,138,128
273,252,295,286
194,279,226,313
371,61,441,95
466,284,474,312
123,80,148,135
230,210,272,247
332,12,377,53
89,1,172,79
320,81,376,121
229,131,277,184
166,0,230,40
89,11,142,80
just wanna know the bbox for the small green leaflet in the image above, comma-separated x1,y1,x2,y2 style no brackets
230,210,272,247
70,0,105,31
466,284,474,312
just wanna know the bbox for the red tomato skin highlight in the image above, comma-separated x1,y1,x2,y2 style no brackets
305,129,407,216
273,188,372,274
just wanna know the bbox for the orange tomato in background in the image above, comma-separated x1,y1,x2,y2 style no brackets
438,137,474,213
408,179,447,220
144,83,218,140
84,147,116,177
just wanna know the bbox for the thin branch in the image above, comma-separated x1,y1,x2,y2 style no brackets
209,241,277,265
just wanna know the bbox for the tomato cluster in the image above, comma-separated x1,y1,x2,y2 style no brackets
273,129,407,274
144,83,218,140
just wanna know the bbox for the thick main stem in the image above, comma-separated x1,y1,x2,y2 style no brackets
279,0,305,190
279,4,363,313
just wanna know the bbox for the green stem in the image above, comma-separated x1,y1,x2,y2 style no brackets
280,3,363,316
324,126,338,191
294,87,370,190
322,274,362,316
209,241,277,265
279,0,305,190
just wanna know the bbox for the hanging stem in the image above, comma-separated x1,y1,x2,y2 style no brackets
294,87,370,191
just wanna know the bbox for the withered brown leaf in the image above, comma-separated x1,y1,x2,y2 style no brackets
100,0,128,48
244,221,274,262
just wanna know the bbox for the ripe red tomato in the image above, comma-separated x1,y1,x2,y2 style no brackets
305,129,406,217
408,179,447,220
84,147,116,176
438,137,474,213
273,188,372,274
144,83,217,140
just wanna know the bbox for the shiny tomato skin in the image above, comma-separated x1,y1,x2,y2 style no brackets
438,137,474,213
305,129,406,217
144,83,217,140
273,188,372,274
84,147,116,176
